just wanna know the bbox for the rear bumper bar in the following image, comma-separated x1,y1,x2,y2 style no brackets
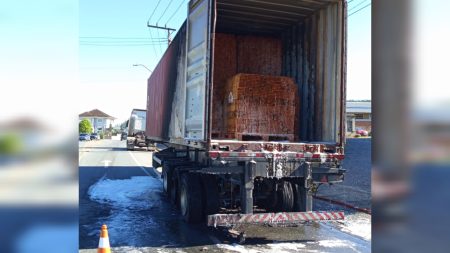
207,211,345,227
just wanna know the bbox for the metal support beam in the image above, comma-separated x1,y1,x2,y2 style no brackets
241,160,256,214
304,162,313,211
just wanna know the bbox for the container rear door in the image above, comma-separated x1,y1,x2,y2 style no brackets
184,0,211,140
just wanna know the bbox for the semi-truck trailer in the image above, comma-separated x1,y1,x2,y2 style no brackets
126,109,155,151
146,0,347,225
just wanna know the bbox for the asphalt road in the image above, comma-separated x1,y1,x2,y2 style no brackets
317,138,372,209
79,139,371,252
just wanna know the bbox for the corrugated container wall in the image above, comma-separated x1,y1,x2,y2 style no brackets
280,2,346,143
214,0,347,144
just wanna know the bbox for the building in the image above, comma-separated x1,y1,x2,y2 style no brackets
79,109,116,133
346,101,371,133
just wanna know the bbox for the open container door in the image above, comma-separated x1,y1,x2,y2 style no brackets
184,0,212,141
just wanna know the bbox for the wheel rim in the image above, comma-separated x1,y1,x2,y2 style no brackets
281,181,294,211
180,184,188,216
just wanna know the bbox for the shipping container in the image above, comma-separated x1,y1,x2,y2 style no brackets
146,0,347,225
126,109,154,151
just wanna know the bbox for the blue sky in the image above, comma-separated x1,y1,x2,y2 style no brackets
79,0,189,123
0,0,372,128
0,0,78,136
79,0,371,123
346,0,371,101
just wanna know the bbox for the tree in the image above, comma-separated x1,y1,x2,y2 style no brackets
0,134,22,154
79,119,93,134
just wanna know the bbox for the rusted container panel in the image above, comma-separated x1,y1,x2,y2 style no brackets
146,25,185,141
224,74,299,141
211,33,237,138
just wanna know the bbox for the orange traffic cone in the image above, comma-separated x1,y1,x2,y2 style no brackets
98,224,111,253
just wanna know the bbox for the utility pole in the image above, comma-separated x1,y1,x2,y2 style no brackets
147,22,176,46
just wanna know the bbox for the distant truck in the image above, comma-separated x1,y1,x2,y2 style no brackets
146,0,347,225
125,109,155,151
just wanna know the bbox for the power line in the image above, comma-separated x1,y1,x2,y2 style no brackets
147,0,163,23
348,0,369,12
165,0,187,26
79,36,166,40
79,42,166,45
347,0,356,3
146,0,164,55
79,43,166,47
155,29,164,53
156,0,175,24
147,24,176,49
147,28,159,57
79,39,167,43
79,41,166,46
349,3,371,17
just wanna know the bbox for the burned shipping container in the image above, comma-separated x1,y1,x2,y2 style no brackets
146,0,346,149
147,0,348,225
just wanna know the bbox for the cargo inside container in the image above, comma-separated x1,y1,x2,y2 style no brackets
210,0,346,144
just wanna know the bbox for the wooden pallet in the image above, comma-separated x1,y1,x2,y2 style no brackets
234,133,295,142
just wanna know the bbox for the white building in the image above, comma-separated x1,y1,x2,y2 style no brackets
79,109,116,133
346,101,372,133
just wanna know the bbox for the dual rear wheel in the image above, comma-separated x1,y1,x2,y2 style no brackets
163,164,308,223
163,164,219,223
264,180,306,212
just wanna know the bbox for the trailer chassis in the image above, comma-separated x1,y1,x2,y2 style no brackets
152,141,345,226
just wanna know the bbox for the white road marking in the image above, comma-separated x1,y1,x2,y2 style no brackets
78,152,86,162
102,160,112,167
128,151,152,177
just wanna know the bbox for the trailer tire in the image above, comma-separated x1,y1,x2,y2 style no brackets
278,181,294,212
292,180,306,212
202,174,220,215
162,163,173,195
264,180,279,212
179,173,203,223
171,169,180,207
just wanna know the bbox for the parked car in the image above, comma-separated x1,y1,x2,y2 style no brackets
90,133,99,140
356,129,369,136
79,133,90,141
121,132,127,141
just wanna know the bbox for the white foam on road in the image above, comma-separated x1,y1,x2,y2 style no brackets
87,176,164,246
338,213,371,241
318,239,352,248
216,242,310,253
216,243,262,253
88,176,162,210
266,242,305,251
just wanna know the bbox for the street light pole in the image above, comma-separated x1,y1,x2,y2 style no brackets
132,64,152,73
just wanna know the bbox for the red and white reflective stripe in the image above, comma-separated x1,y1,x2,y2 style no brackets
210,151,344,160
207,211,344,227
